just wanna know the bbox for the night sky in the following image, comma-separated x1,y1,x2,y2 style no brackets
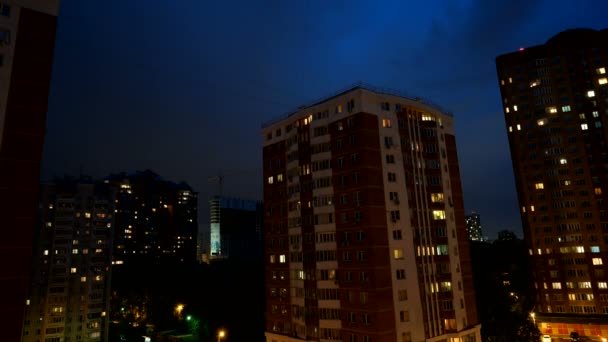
42,1,608,239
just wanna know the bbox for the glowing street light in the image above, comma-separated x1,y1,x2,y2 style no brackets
218,329,226,342
175,304,184,317
186,315,192,321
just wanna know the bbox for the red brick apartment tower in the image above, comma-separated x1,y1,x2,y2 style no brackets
496,28,608,339
262,84,480,342
0,1,59,341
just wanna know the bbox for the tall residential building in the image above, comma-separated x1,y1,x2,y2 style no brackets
464,213,483,241
262,84,480,342
106,170,199,264
496,28,608,338
209,196,263,260
23,179,114,342
0,2,59,341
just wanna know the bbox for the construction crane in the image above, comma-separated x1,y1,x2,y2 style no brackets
208,174,224,197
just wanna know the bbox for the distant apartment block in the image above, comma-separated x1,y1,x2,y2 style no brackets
209,196,263,260
262,84,480,342
105,170,198,264
23,180,114,342
496,28,608,339
0,1,60,341
464,212,483,241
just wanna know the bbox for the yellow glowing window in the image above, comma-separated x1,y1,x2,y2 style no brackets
595,188,602,195
535,183,544,189
537,119,546,126
70,267,77,273
559,158,567,165
394,249,404,259
581,123,588,131
546,107,557,114
587,90,595,98
277,174,283,182
516,124,521,131
80,276,87,282
599,78,607,85
513,105,518,111
599,282,607,289
597,67,606,75
432,210,446,220
421,114,434,121
84,212,91,219
531,205,535,212
552,282,561,289
530,79,540,87
508,126,513,132
505,107,510,114
431,193,444,203
279,254,286,263
382,119,392,128
267,176,273,185
593,258,603,265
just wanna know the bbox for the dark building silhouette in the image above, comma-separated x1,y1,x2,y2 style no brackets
0,2,60,341
106,170,198,264
465,212,483,241
496,28,608,339
262,84,480,342
209,196,263,260
23,179,115,342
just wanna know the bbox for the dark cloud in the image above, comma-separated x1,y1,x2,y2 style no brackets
43,0,608,238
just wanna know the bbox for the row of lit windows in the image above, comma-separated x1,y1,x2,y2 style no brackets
549,281,607,290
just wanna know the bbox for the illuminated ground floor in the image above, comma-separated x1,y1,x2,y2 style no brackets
536,313,608,341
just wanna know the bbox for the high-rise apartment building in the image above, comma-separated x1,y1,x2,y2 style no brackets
464,213,482,241
0,2,59,341
23,180,114,342
496,28,608,338
209,196,263,260
106,170,198,264
262,84,480,342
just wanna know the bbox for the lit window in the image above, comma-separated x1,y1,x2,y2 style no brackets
394,249,404,259
535,183,544,189
531,205,535,212
505,107,510,114
563,180,571,186
599,282,608,289
599,78,607,85
516,124,521,131
72,249,78,254
269,255,276,263
595,188,602,195
537,119,546,126
508,126,513,132
574,246,585,253
537,248,542,255
277,174,283,182
580,113,586,119
581,123,588,131
43,250,49,256
596,121,602,128
508,77,512,83
279,254,286,263
522,206,526,213
267,176,274,185
382,119,392,128
513,105,518,111
95,275,103,281
593,111,599,118
501,79,505,85
559,158,567,164
432,210,446,220
431,193,444,203
80,277,87,282
552,282,562,289
70,267,77,274
561,105,571,112
421,114,434,121
587,90,595,98
597,67,606,75
530,79,540,87
591,246,600,253
546,107,558,114
593,258,603,265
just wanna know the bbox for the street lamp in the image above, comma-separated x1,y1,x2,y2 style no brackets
218,329,226,342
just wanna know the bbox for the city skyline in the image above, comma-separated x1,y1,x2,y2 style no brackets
41,1,608,238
